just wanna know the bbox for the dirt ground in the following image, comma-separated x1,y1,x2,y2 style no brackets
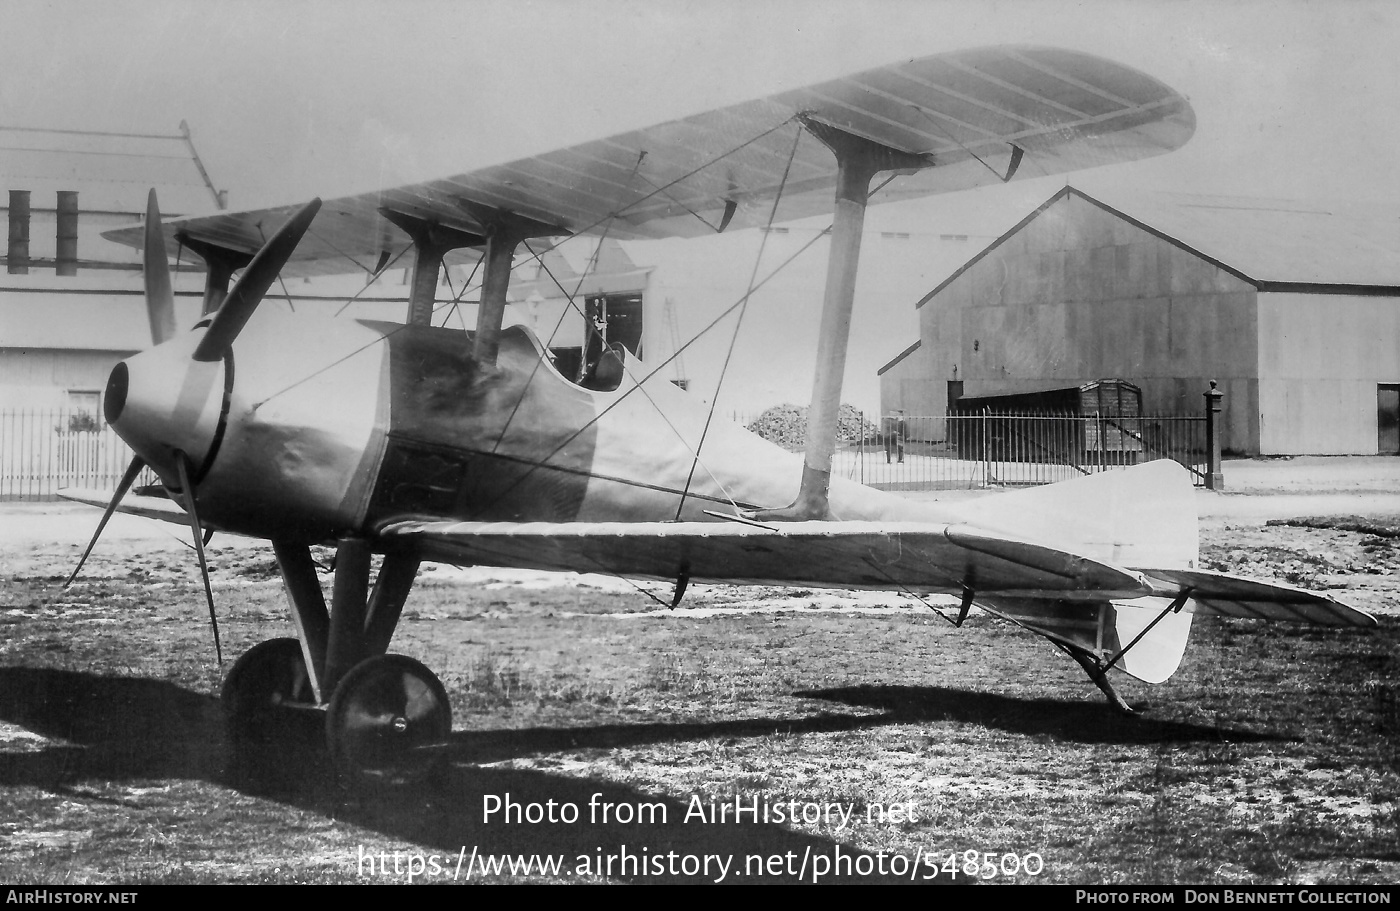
0,456,1397,884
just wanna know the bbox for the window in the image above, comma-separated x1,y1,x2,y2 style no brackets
66,390,101,432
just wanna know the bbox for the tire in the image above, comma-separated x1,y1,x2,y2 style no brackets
221,637,317,743
325,654,451,789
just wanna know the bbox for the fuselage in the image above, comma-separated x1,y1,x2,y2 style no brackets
105,310,940,544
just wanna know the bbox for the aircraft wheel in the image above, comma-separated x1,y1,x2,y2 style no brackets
325,654,451,789
221,637,316,741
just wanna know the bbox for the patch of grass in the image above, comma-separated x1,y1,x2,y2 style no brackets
1268,516,1400,538
0,530,1397,883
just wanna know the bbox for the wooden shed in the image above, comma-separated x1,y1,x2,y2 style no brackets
950,379,1144,463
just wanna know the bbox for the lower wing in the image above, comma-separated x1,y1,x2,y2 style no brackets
377,516,1373,688
375,518,1151,599
58,486,189,525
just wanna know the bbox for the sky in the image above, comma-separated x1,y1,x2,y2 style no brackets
3,0,1398,410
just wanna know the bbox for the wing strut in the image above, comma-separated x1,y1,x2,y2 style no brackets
754,117,933,520
378,209,484,327
456,202,564,366
176,234,253,316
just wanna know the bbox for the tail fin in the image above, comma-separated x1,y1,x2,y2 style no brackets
944,459,1199,569
953,461,1201,685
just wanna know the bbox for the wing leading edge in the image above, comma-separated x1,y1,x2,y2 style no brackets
58,487,189,525
105,45,1195,277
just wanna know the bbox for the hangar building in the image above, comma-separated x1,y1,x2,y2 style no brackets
0,125,229,419
878,186,1400,455
0,128,659,415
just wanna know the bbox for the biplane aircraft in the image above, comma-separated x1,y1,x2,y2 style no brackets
59,46,1374,787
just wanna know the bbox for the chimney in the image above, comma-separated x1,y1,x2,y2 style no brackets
56,190,78,276
7,190,30,274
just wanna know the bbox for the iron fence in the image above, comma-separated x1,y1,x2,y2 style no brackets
730,410,1209,490
2,406,1210,502
0,409,154,500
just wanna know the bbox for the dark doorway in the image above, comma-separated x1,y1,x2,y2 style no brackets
547,292,645,391
574,293,643,390
1379,384,1400,455
583,293,644,365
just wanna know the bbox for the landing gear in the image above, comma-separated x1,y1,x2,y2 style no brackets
221,637,317,740
326,655,451,789
219,537,449,788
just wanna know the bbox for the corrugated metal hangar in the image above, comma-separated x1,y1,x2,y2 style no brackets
879,186,1400,456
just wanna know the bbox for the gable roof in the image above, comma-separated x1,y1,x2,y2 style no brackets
917,185,1400,307
507,238,652,301
0,124,221,216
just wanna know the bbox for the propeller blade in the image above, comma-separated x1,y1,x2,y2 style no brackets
64,456,147,587
192,198,322,362
143,190,177,345
175,452,223,665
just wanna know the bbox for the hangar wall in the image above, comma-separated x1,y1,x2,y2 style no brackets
0,348,128,396
877,342,944,418
909,192,1261,452
1258,292,1400,454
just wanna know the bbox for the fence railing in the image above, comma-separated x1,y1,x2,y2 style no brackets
3,405,1212,501
0,409,154,501
729,409,1210,491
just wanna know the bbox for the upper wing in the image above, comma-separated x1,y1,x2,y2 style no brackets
378,518,1151,598
105,45,1194,277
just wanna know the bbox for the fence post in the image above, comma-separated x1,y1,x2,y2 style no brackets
981,407,990,487
1203,380,1224,490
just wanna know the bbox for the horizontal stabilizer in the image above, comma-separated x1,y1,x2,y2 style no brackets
1141,568,1376,627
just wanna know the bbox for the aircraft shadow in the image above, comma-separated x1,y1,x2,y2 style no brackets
0,666,1002,883
794,684,1282,746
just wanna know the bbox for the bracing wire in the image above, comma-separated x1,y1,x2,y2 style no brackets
477,170,904,514
486,150,648,456
518,238,747,515
253,115,875,443
908,104,1042,182
442,256,485,330
674,121,805,520
475,226,827,513
255,223,298,313
306,226,385,277
333,245,413,316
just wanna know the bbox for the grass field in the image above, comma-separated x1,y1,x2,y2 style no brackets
0,507,1396,884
